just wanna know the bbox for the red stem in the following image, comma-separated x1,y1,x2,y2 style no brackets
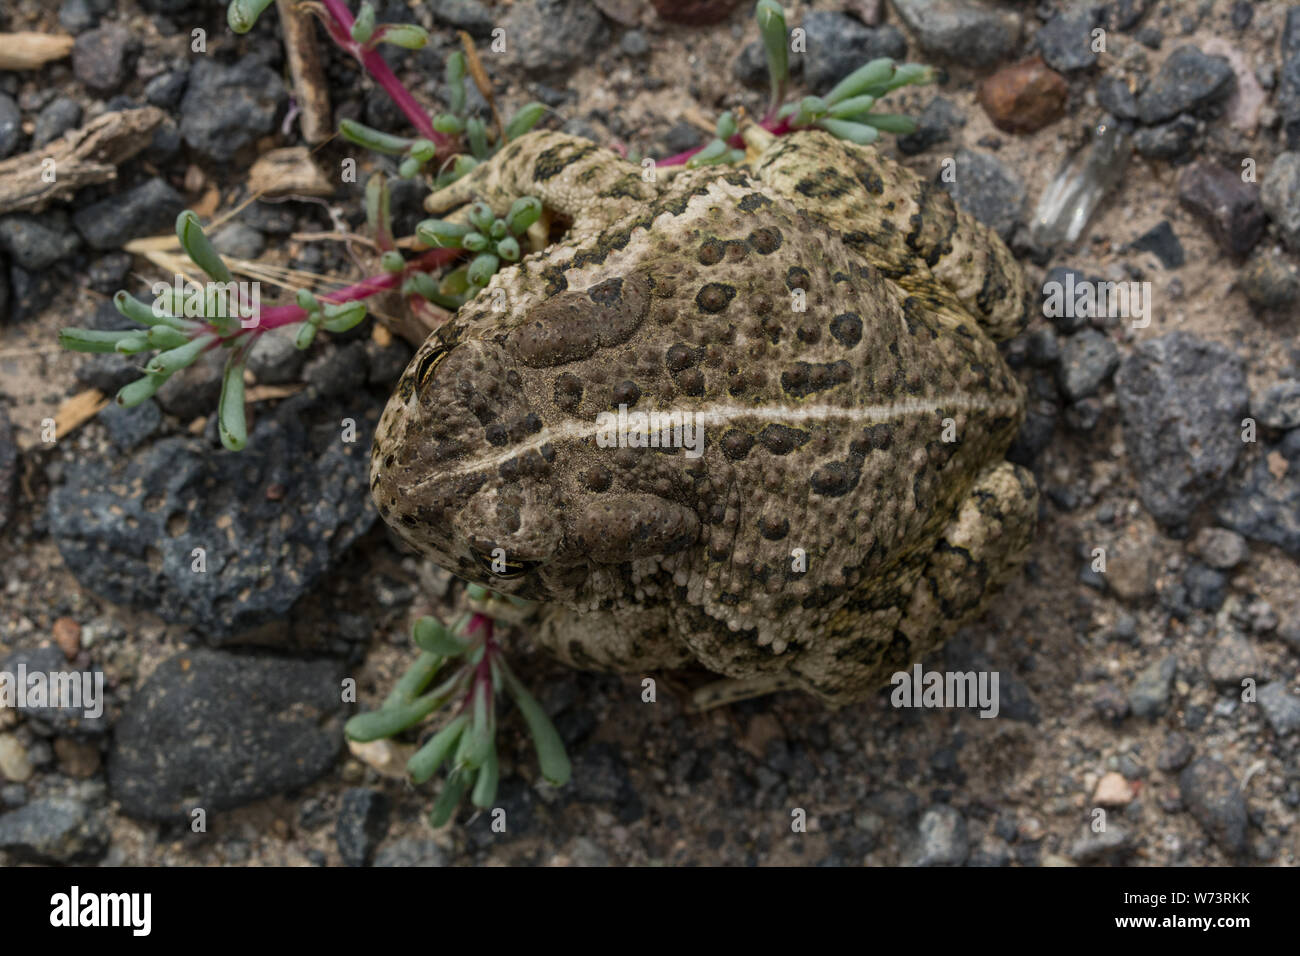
318,0,448,147
251,247,459,332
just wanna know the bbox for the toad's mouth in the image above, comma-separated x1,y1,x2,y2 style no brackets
411,392,1024,486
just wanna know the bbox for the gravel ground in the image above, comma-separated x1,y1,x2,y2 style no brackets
1,0,1298,867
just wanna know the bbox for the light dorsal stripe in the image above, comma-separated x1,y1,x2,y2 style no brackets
419,393,1020,484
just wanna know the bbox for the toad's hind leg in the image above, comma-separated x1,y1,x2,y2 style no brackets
752,129,1031,341
897,460,1038,662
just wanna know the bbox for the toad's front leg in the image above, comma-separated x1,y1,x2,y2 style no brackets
424,130,657,236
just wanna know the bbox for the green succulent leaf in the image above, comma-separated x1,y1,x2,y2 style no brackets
467,252,499,287
319,300,368,333
416,218,470,248
294,321,317,351
463,231,488,252
858,112,918,134
504,101,546,141
816,117,880,145
429,771,468,827
470,744,499,808
824,57,896,105
756,0,789,109
146,333,217,376
413,617,470,657
408,714,469,784
465,117,488,159
115,373,166,408
826,94,878,119
227,0,274,34
58,328,135,354
433,112,464,135
377,23,429,50
176,211,233,284
217,349,248,451
146,326,191,350
339,118,414,156
506,196,542,235
501,663,571,787
351,2,376,44
380,250,406,273
113,331,151,354
496,235,520,262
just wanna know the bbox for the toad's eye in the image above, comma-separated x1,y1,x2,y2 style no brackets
471,549,539,580
414,345,449,390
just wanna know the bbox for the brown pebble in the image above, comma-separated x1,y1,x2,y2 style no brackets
52,617,81,659
977,57,1069,134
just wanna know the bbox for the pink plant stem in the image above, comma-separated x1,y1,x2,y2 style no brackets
253,248,459,332
318,0,448,148
657,115,794,167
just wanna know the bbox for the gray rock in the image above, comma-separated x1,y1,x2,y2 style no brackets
1183,562,1227,611
1132,113,1200,159
0,644,110,736
1204,630,1260,687
1239,246,1300,312
1278,8,1300,149
1156,731,1194,772
890,0,1021,68
897,95,965,155
1178,757,1248,856
336,788,391,866
144,69,188,109
1037,6,1105,73
1108,0,1152,31
247,325,306,384
1217,429,1300,557
180,58,286,162
1069,825,1131,862
108,649,346,820
0,93,21,158
1257,682,1300,734
1136,46,1234,125
802,12,907,94
59,0,110,34
87,251,132,293
502,0,609,80
1129,655,1176,718
1253,381,1300,431
1260,152,1300,253
304,341,369,398
1096,75,1139,119
1176,162,1265,257
210,222,265,260
1056,329,1118,402
99,398,161,451
0,797,109,863
428,0,494,37
48,392,379,639
365,337,413,386
0,212,81,271
73,23,134,93
938,148,1024,242
914,804,968,866
155,354,223,421
374,838,447,867
1129,220,1184,269
7,263,60,323
72,177,185,250
1191,527,1247,570
620,30,649,57
32,96,83,147
1115,332,1247,531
